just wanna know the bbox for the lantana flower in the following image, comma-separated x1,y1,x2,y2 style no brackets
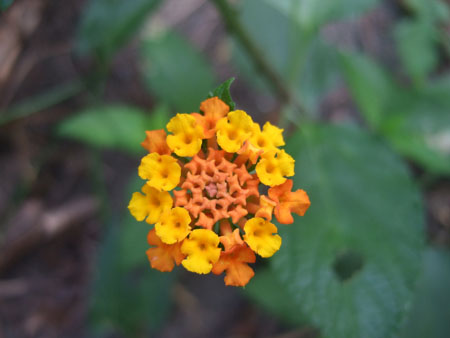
128,93,310,287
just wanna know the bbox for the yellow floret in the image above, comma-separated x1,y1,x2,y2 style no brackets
166,113,204,157
250,121,285,153
155,207,192,244
181,229,221,274
243,217,282,258
216,110,254,153
138,153,181,191
128,184,173,224
255,149,295,187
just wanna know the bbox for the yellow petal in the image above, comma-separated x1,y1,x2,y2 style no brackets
142,185,173,224
166,113,204,157
128,191,149,222
138,153,181,191
181,229,221,274
255,150,295,187
243,217,282,258
262,122,285,147
216,110,254,153
155,207,191,244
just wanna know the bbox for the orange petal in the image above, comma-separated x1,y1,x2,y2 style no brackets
212,244,256,287
268,179,311,224
193,97,229,138
146,229,185,271
141,129,171,155
220,228,244,252
200,97,229,119
236,140,262,165
255,195,276,221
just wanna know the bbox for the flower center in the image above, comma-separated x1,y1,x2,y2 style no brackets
265,163,276,174
184,134,193,144
205,182,218,198
228,130,238,140
174,149,260,230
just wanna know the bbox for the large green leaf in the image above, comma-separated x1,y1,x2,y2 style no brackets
244,268,306,326
340,52,450,175
57,104,169,155
140,31,215,113
77,0,161,61
271,123,424,338
400,247,450,338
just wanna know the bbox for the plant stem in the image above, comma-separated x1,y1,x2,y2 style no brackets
211,0,308,124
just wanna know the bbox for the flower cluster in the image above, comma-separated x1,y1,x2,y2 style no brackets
128,97,310,286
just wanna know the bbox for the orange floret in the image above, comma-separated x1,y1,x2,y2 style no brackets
192,97,230,138
141,129,171,155
212,243,256,287
219,220,244,251
268,179,311,224
146,229,185,272
255,195,276,221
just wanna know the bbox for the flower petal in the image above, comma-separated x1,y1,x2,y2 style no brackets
181,229,221,274
243,217,282,258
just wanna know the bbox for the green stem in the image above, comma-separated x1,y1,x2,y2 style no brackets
211,0,308,125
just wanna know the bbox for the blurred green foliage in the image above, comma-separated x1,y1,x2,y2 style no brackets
341,52,450,175
77,0,162,62
0,0,14,11
57,105,169,155
89,179,175,337
50,0,450,337
140,31,216,112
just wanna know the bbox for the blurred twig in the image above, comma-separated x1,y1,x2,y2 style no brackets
211,0,308,123
0,197,99,274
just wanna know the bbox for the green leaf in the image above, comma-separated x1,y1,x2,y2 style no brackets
394,19,438,84
339,51,396,128
271,123,425,338
400,247,450,338
77,0,162,61
140,31,216,113
380,97,450,175
208,78,236,110
234,0,341,115
341,52,450,175
245,268,306,326
57,104,169,155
